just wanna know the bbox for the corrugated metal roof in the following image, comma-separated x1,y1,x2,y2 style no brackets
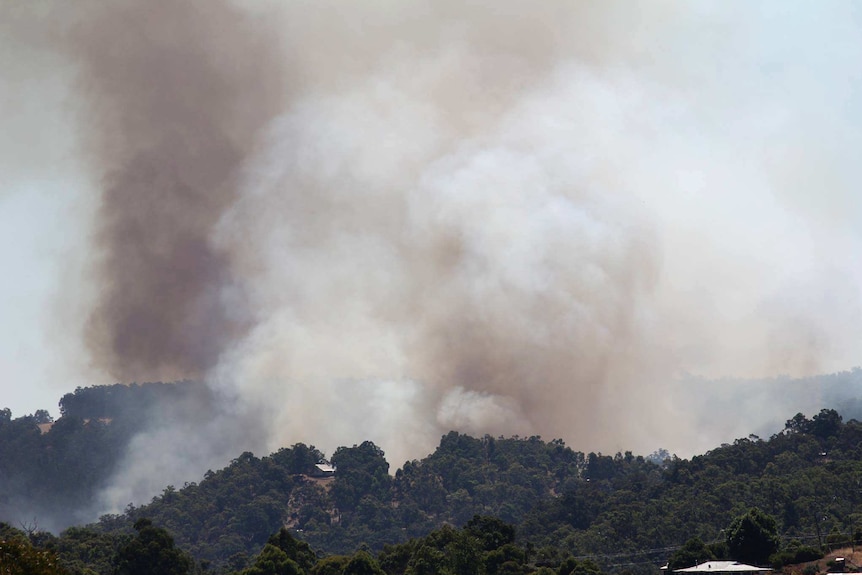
675,562,770,573
315,463,335,473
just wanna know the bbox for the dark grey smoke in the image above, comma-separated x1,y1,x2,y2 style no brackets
72,0,284,381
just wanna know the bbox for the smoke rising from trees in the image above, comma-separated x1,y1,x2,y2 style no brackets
2,0,862,516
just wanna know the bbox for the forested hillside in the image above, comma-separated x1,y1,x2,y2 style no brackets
0,382,216,531
4,383,862,575
108,408,862,562
44,409,862,575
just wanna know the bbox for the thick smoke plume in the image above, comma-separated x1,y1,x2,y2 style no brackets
73,0,284,381
3,0,862,517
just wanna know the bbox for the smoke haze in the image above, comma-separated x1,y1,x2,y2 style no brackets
2,0,862,518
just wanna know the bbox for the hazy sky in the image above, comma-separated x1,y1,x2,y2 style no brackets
0,24,93,416
1,1,861,466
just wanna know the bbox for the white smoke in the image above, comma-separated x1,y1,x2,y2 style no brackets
208,1,862,466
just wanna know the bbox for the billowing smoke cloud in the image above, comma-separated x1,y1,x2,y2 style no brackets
71,0,285,382
40,0,289,513
209,1,862,467
3,0,862,517
214,61,666,463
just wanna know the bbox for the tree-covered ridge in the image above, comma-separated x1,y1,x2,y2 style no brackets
88,435,586,567
5,381,862,575
51,408,862,575
519,409,862,568
0,381,213,532
16,514,603,575
57,381,209,420
95,445,325,568
0,408,136,531
0,522,70,575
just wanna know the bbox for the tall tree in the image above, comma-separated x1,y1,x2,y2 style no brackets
0,524,68,575
725,508,779,566
668,537,717,570
113,518,192,575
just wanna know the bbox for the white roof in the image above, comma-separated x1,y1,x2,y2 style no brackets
315,463,335,473
675,562,770,573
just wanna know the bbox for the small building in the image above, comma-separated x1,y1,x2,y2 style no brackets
311,463,335,477
675,561,771,574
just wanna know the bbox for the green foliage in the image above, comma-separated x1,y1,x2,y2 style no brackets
377,518,529,575
331,442,392,512
52,407,862,573
811,410,843,440
826,525,852,551
270,445,325,476
242,545,302,575
91,446,317,567
667,537,716,570
309,555,350,575
559,557,604,575
0,382,213,532
113,518,192,575
343,551,385,575
725,508,779,566
5,385,862,575
33,410,54,424
239,528,320,575
771,541,823,570
58,382,203,421
0,524,87,575
264,529,317,573
465,516,516,552
784,409,842,440
0,534,69,575
56,526,128,575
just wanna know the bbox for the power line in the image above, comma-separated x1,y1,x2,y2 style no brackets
564,531,838,568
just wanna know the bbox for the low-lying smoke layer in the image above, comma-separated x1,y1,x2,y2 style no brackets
4,0,862,516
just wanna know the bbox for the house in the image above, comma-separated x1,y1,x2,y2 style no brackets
311,463,335,477
675,561,771,574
